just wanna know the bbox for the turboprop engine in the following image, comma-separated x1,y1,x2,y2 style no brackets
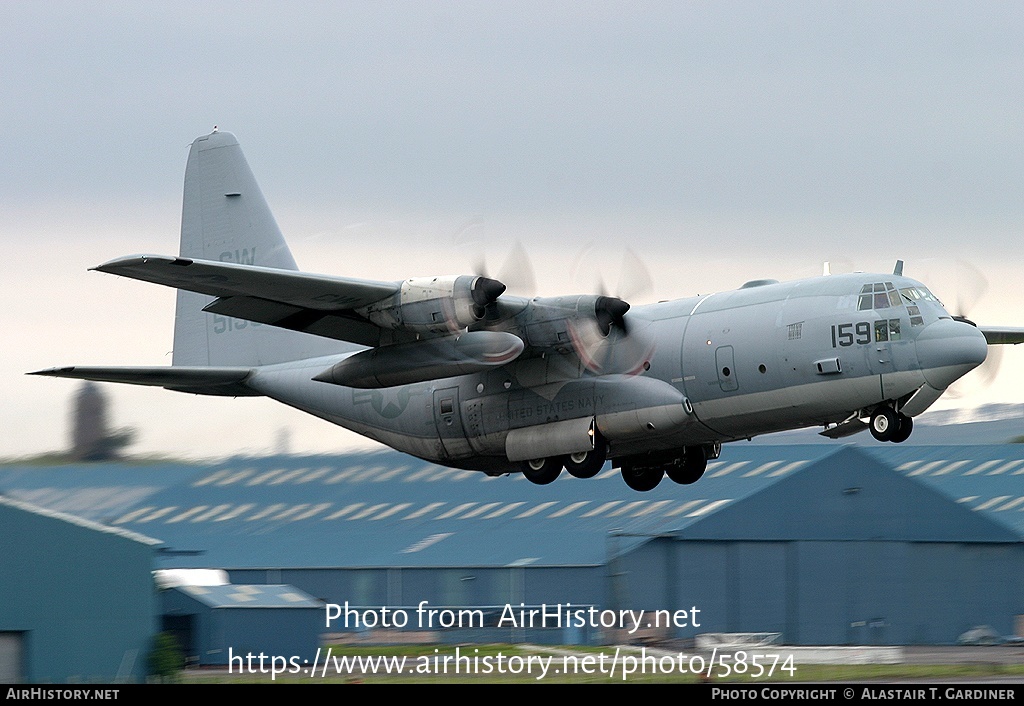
357,275,505,333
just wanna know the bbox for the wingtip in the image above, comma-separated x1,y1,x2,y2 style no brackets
92,254,181,274
27,367,69,377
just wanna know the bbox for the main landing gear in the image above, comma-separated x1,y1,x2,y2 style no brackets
620,463,664,492
520,438,721,492
565,430,608,479
520,432,609,485
666,446,708,485
869,406,913,443
521,456,564,485
619,444,717,492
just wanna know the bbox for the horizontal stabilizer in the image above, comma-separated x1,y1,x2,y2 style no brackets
980,327,1024,345
29,366,259,397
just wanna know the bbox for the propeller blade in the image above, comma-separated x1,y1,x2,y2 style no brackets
917,258,988,318
568,244,654,304
978,344,1004,387
917,258,1001,399
568,316,613,373
497,241,537,297
472,255,490,279
946,333,1003,400
616,248,654,303
953,260,988,319
569,306,655,374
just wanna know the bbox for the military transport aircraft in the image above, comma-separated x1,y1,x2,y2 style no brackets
32,131,1024,491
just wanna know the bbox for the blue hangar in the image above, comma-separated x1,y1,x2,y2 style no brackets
3,444,1024,649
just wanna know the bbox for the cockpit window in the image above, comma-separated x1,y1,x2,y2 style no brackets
861,282,942,313
858,282,902,311
899,286,940,304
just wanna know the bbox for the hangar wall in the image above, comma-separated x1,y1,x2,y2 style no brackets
5,445,1024,650
619,539,1024,645
230,566,607,613
226,448,1024,646
0,497,158,683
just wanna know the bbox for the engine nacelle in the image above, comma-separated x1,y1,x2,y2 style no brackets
313,330,524,388
489,294,630,350
358,275,505,334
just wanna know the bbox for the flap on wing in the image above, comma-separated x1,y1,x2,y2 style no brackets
29,366,259,397
981,327,1024,345
95,255,399,311
202,296,395,346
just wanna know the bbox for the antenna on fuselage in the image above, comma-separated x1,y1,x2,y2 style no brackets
822,261,831,276
893,259,904,276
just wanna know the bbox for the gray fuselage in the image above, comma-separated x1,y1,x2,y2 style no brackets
246,272,986,473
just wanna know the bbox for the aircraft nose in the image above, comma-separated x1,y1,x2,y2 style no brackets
915,319,988,390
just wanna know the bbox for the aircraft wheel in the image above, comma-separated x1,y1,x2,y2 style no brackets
565,434,607,479
621,464,664,492
889,414,914,443
869,407,898,442
667,446,707,485
521,457,564,485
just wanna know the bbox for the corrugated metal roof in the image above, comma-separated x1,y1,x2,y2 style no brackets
175,584,322,609
0,461,202,522
103,447,840,567
674,446,1021,543
0,494,162,546
4,445,1024,569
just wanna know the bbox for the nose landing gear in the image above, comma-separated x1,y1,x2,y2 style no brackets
870,406,913,443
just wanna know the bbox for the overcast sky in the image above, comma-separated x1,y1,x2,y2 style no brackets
3,2,1023,459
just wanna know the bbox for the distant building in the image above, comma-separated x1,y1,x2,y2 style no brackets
0,496,158,682
3,445,1024,649
161,584,323,666
69,383,133,461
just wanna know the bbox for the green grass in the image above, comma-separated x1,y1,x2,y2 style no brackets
178,645,1024,684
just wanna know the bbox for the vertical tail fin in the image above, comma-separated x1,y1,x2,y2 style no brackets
171,131,343,366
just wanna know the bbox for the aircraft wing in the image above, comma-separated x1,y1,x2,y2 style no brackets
980,327,1024,345
29,366,259,396
95,255,402,346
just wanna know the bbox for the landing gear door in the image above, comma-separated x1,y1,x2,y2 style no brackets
715,345,739,392
433,387,471,458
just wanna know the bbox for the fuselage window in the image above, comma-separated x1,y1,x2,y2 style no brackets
873,318,903,343
875,320,889,342
889,319,901,340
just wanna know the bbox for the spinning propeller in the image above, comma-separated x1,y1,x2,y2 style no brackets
919,259,1002,396
567,246,657,373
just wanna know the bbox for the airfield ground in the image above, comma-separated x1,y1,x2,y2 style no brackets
179,644,1024,684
